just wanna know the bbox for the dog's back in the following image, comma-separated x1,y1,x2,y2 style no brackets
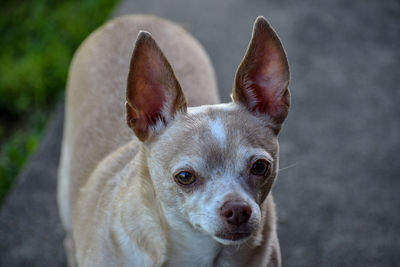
57,15,219,232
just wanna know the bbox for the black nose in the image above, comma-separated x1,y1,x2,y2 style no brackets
220,201,252,226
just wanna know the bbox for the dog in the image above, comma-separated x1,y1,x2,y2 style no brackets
57,14,290,267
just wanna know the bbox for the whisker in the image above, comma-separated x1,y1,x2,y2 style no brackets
278,162,298,172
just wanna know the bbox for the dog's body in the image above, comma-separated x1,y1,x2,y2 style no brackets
58,15,290,267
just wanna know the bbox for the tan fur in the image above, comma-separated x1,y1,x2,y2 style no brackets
58,15,288,267
58,14,219,231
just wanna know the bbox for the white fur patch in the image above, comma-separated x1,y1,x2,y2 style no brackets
112,219,152,267
187,103,236,115
209,118,226,146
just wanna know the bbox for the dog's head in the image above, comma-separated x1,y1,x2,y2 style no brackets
126,17,289,245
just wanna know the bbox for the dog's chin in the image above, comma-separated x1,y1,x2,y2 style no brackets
212,232,252,245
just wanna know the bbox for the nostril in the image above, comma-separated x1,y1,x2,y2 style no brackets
243,205,251,217
242,206,252,222
224,209,233,219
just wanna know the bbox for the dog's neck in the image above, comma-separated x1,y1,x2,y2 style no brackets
165,219,222,266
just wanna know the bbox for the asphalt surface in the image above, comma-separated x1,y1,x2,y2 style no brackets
1,0,399,266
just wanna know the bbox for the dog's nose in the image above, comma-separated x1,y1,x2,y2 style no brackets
220,201,252,226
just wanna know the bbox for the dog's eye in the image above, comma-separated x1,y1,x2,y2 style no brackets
250,160,270,176
175,171,196,185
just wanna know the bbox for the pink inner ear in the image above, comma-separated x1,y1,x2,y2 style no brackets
245,58,288,115
250,83,289,122
236,19,290,123
129,47,173,127
137,89,166,125
126,32,186,141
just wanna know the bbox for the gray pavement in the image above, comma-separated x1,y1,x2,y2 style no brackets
1,0,399,266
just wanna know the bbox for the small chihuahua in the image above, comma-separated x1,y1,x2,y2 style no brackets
58,14,290,267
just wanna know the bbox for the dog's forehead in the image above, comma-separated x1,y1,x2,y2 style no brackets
153,103,278,172
186,103,276,149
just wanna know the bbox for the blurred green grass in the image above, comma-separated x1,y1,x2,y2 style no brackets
0,0,118,204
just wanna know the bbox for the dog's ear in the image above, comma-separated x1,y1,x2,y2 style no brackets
233,16,290,133
126,31,187,142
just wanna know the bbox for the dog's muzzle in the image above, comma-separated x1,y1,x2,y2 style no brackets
214,200,254,242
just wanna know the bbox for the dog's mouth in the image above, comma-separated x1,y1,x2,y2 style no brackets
213,231,252,244
215,232,251,241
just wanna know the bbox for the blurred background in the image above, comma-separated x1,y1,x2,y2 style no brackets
0,0,399,266
0,0,119,204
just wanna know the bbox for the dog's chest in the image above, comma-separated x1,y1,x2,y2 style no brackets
166,229,222,267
